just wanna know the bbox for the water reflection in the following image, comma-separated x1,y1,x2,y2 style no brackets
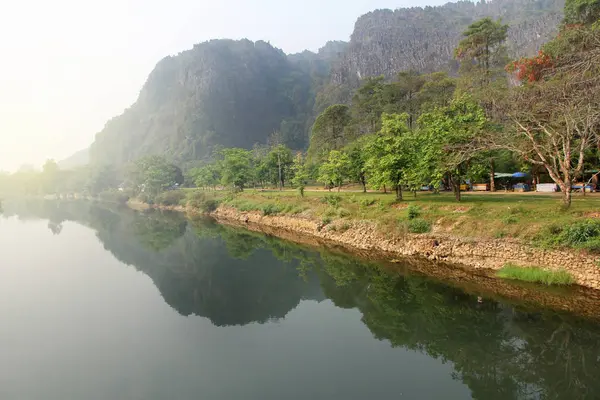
3,200,600,399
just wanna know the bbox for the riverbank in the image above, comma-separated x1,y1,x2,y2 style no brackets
135,189,600,291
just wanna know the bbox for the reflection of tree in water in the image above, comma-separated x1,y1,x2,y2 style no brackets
6,200,600,399
317,255,600,400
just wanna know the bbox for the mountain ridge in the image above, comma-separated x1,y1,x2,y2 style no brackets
85,0,564,168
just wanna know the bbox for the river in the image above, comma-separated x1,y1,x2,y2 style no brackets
1,200,599,400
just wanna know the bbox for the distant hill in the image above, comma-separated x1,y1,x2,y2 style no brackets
58,148,89,169
88,0,564,167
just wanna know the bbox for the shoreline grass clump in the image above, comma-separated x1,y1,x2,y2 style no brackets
496,263,574,286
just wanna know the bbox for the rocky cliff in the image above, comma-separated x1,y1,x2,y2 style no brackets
88,0,565,167
330,0,564,86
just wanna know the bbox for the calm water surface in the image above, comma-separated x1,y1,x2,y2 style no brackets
1,201,600,400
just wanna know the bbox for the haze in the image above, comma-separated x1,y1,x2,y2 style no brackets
0,0,449,172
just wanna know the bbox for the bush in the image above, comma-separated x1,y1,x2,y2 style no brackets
559,220,600,246
321,216,333,225
200,199,220,213
502,215,518,225
187,191,206,208
155,190,186,206
407,205,421,220
97,189,130,204
137,193,154,205
407,218,431,233
337,208,351,218
321,194,342,208
359,198,377,207
496,264,574,285
261,203,283,216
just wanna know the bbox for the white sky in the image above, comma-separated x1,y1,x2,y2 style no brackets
0,0,449,171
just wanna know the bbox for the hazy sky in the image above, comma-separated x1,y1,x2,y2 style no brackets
0,0,449,171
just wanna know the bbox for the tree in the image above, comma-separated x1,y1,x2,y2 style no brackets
455,18,509,193
564,0,600,25
416,95,488,201
267,144,293,190
191,165,221,190
495,23,600,207
364,113,412,200
129,156,183,197
455,18,509,87
417,72,457,112
308,104,352,162
351,76,387,133
347,144,368,193
389,71,425,128
219,148,253,191
291,153,309,197
318,150,351,192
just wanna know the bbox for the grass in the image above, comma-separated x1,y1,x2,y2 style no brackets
180,187,600,247
496,264,575,286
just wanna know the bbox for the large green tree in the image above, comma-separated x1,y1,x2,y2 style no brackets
415,95,488,201
364,113,412,200
219,148,254,191
129,156,183,197
317,150,351,191
307,104,352,162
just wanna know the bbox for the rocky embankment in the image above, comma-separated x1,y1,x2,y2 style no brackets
210,206,600,291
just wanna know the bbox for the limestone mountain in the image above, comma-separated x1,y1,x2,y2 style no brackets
88,0,564,167
330,0,564,88
90,39,334,167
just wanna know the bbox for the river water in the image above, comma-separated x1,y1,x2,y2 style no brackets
1,200,599,400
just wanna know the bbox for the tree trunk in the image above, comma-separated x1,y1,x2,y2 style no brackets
361,175,367,193
450,175,461,202
277,153,282,191
490,159,496,192
383,185,387,194
395,185,403,201
562,185,572,207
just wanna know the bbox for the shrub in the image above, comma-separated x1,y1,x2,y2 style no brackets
502,215,518,225
137,193,154,205
321,194,342,208
337,208,351,218
407,205,421,220
261,203,283,216
407,218,431,233
559,220,600,246
187,191,206,208
323,207,337,218
321,216,333,226
359,198,377,207
496,264,574,286
98,189,130,204
200,199,220,213
155,190,186,206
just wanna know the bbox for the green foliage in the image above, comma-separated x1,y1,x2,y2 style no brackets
407,218,432,233
261,203,283,216
219,148,253,190
290,153,309,197
407,205,421,220
363,113,412,198
560,220,600,247
308,104,352,161
564,0,600,25
497,264,574,285
155,190,187,206
321,194,342,207
189,165,221,189
128,155,183,198
317,150,351,191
